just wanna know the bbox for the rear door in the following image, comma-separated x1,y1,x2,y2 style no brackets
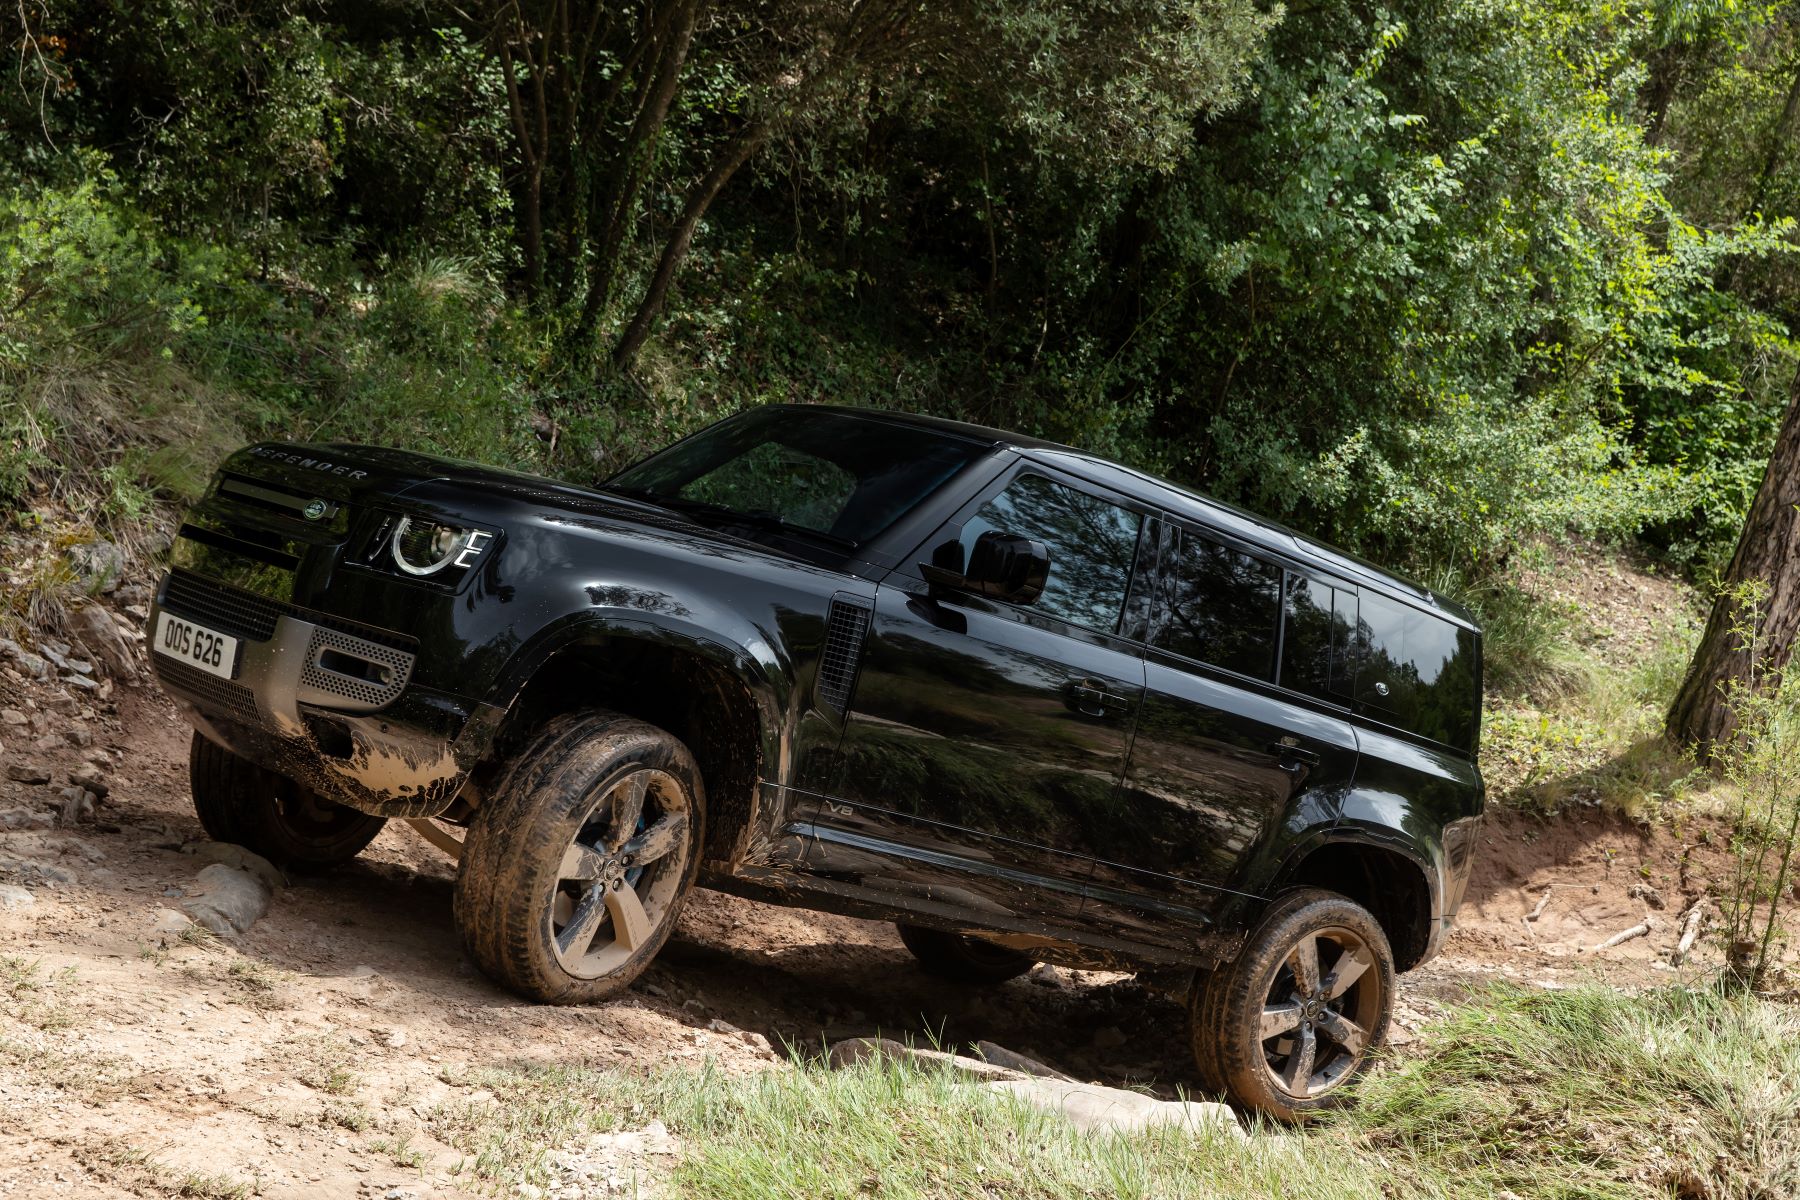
1084,519,1359,950
805,464,1150,928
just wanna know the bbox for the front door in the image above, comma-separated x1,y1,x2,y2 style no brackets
806,466,1149,929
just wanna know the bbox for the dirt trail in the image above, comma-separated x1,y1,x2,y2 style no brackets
0,640,1730,1197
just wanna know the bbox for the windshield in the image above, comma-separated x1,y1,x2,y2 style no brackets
608,408,989,547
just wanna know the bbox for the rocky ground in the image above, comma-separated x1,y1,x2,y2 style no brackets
0,569,1736,1198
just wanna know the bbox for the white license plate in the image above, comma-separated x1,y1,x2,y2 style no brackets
153,612,240,681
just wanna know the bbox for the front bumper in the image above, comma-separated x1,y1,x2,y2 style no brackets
151,568,502,818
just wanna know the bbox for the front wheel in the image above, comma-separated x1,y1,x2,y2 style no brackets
896,924,1036,985
1189,888,1394,1120
454,711,705,1004
188,732,386,869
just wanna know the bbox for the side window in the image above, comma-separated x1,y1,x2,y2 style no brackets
1357,591,1478,751
1154,527,1281,680
959,473,1142,633
1281,575,1357,702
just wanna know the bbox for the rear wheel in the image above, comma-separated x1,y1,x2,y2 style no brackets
896,923,1036,985
455,711,704,1004
188,731,386,869
1189,888,1393,1120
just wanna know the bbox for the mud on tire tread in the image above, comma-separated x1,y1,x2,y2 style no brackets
1189,887,1394,1121
454,710,705,1005
188,731,386,869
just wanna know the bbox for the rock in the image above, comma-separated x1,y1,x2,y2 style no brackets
5,763,50,785
180,863,273,935
974,1041,1078,1082
67,726,92,749
0,640,49,680
381,1029,408,1048
984,1077,1244,1139
0,808,55,831
0,858,75,887
57,787,96,826
0,709,26,727
69,762,109,799
67,539,125,593
33,733,66,753
706,1018,743,1035
65,673,99,692
0,884,34,909
37,642,72,672
1091,1025,1127,1050
827,1038,1029,1082
68,603,138,682
184,842,284,892
740,1030,776,1056
151,907,193,934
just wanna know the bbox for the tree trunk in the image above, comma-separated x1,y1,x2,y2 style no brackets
611,122,768,369
1668,371,1800,758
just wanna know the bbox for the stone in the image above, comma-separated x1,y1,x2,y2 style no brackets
0,709,26,727
57,787,96,826
827,1038,1028,1082
5,763,50,785
33,733,66,753
0,807,55,832
67,726,92,749
69,762,109,799
66,539,125,593
180,863,273,935
151,907,193,934
69,603,138,682
37,643,72,672
0,641,49,680
184,842,284,892
65,672,99,692
974,1041,1078,1082
983,1077,1243,1139
380,1028,407,1048
0,884,34,909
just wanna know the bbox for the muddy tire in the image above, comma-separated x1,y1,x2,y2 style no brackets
454,711,704,1005
188,731,386,869
896,923,1036,985
1189,888,1394,1121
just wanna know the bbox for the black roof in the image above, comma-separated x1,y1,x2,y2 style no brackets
788,405,1479,630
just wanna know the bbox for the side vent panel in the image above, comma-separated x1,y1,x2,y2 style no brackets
816,596,872,718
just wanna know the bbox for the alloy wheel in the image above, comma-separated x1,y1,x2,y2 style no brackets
1257,925,1385,1101
547,766,692,979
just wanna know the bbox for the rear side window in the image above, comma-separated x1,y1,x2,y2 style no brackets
1154,527,1281,680
1356,591,1478,752
1281,575,1359,702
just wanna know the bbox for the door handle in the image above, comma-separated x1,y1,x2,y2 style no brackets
1267,741,1322,770
1072,680,1130,718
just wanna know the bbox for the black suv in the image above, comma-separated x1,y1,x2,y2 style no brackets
150,404,1483,1118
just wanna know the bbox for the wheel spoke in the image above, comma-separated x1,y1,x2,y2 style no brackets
605,882,653,951
559,842,608,881
1316,1010,1370,1057
1322,944,1373,1000
555,886,609,962
607,773,650,849
622,813,688,865
1281,1025,1317,1097
1260,1002,1305,1041
1287,935,1321,995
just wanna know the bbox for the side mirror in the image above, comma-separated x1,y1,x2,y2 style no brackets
920,531,1049,606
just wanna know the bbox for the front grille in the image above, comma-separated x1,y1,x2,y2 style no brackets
161,569,281,641
159,568,416,651
816,597,871,717
153,656,260,725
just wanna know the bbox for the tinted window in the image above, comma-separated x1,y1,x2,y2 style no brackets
1155,528,1281,680
1281,575,1356,701
683,442,855,531
1356,591,1478,751
960,473,1142,633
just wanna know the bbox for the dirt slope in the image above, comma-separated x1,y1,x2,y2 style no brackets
0,566,1731,1198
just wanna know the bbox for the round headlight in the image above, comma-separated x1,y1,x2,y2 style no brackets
391,517,472,576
